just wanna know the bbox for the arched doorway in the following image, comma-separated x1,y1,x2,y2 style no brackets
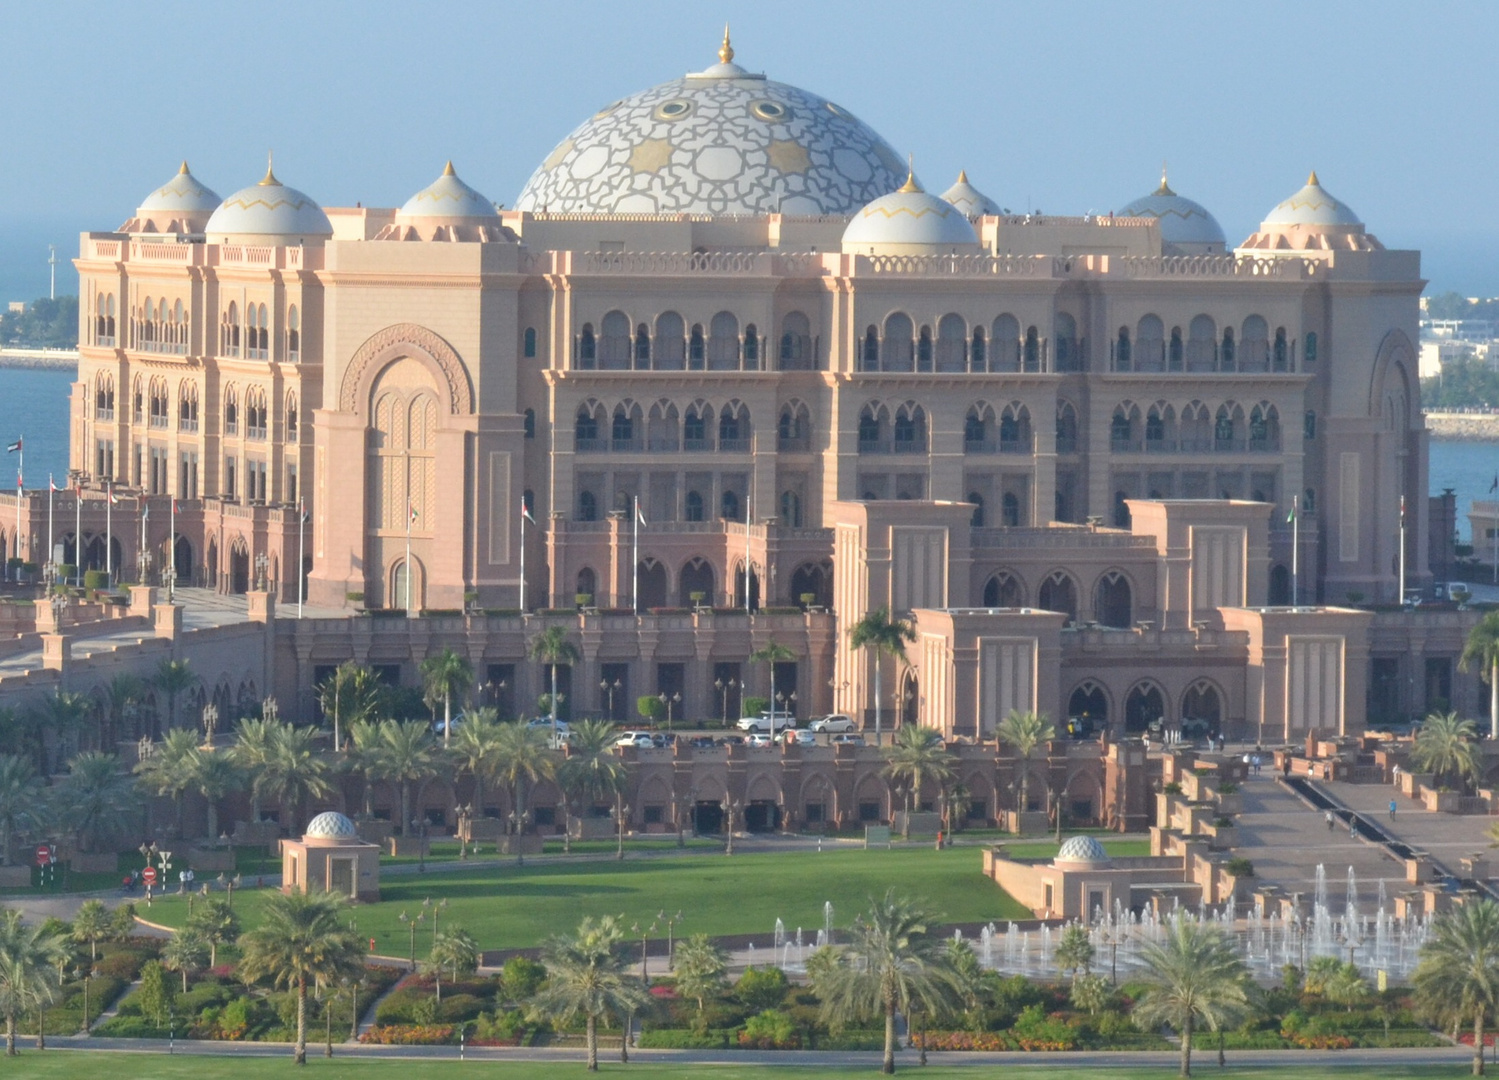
901,671,919,728
1124,683,1166,734
733,562,760,612
1269,564,1291,605
206,538,218,589
1067,682,1108,734
174,535,194,587
680,558,715,607
636,559,667,610
1095,571,1132,628
367,357,440,608
790,562,832,609
1181,680,1222,736
229,539,250,594
982,572,1023,608
1038,571,1077,621
391,558,425,611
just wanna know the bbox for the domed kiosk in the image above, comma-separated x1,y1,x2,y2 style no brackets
205,160,333,245
514,30,907,216
1240,171,1383,252
375,162,511,242
121,162,221,234
1115,172,1226,254
940,170,1001,218
842,172,981,254
281,811,380,901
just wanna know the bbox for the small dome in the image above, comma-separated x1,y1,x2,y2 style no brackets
941,170,1000,218
1116,173,1226,252
842,173,980,252
1055,835,1110,864
305,811,358,839
398,162,498,220
1262,171,1361,228
138,162,221,217
205,160,333,242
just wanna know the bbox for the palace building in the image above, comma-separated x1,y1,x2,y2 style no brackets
32,32,1463,754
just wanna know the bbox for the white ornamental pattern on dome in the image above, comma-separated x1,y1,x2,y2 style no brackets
516,75,907,217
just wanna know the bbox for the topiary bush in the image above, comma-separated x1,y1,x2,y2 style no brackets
734,966,789,1011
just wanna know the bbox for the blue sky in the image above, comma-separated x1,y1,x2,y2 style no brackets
5,0,1496,300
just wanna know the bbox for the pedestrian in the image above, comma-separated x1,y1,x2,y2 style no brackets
1392,763,1401,785
1389,798,1397,821
1325,810,1335,832
1349,818,1357,839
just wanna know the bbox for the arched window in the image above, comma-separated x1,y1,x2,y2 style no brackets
1124,683,1165,733
1145,410,1165,444
683,405,708,449
780,490,802,526
1214,406,1237,448
968,492,986,527
916,326,933,372
575,406,599,445
1115,326,1131,370
970,327,986,372
1304,331,1317,364
1220,326,1235,370
718,403,749,449
1068,682,1108,727
1038,571,1077,621
992,315,1020,372
1110,407,1134,449
1241,315,1268,370
1095,571,1132,628
655,312,685,370
1023,326,1040,371
634,323,651,367
246,387,268,439
611,405,636,447
600,311,630,369
524,408,536,439
285,393,297,439
578,323,596,365
1181,681,1222,734
523,327,537,358
862,326,880,371
708,311,739,370
95,372,115,419
1054,312,1078,371
858,407,882,448
892,404,925,452
685,490,705,522
779,312,812,371
132,375,144,423
287,304,300,361
963,407,988,448
578,490,598,521
1168,327,1184,371
935,314,966,372
882,313,914,372
1135,315,1163,371
223,301,240,357
744,323,759,366
1187,314,1215,371
1056,402,1078,453
777,404,810,449
577,567,596,601
1273,327,1289,371
982,571,1022,607
721,490,740,521
689,323,705,368
1001,492,1021,527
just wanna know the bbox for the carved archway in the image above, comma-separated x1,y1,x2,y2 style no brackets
339,323,474,416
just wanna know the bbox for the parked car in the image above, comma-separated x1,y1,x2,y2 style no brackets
614,730,656,748
527,716,570,734
830,733,866,746
745,733,774,748
736,712,797,734
808,714,857,734
781,729,818,747
687,735,717,749
430,713,467,736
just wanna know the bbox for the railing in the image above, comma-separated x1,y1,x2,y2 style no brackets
777,435,810,452
964,438,997,454
611,437,642,452
892,440,926,454
998,437,1029,454
1110,436,1142,453
575,438,606,453
970,527,1155,549
859,254,1046,277
683,438,713,453
647,437,680,452
1144,438,1176,453
572,250,769,275
718,437,751,453
179,419,198,433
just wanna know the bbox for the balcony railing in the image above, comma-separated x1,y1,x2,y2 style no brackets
777,435,810,452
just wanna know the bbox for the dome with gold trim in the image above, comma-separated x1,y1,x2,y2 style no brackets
399,162,498,220
205,160,333,243
1241,171,1382,252
515,30,906,217
123,162,221,234
941,171,1001,218
1116,172,1226,253
842,172,980,253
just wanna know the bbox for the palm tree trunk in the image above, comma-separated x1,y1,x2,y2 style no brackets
206,799,219,842
1180,1014,1192,1077
0,821,10,867
401,781,411,837
883,999,896,1074
435,972,442,1003
873,662,883,745
1474,1010,1486,1077
586,1014,598,1071
5,1011,13,1055
182,968,189,993
33,1009,42,1050
1490,660,1497,742
295,977,307,1065
620,1011,630,1062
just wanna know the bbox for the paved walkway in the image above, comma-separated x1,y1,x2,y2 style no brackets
1318,773,1496,875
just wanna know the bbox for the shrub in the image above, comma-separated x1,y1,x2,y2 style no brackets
1011,1004,1077,1051
500,956,547,1002
471,1008,541,1046
83,569,109,591
734,966,789,1011
639,1028,730,1049
739,1008,799,1049
360,1024,458,1045
741,696,769,718
437,993,486,1024
1224,856,1255,878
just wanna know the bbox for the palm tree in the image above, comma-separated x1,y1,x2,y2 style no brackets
54,752,141,853
1411,711,1482,791
747,640,797,720
345,719,386,818
421,648,473,747
848,607,915,742
425,929,480,1003
529,915,651,1071
231,715,281,823
672,934,727,1015
881,725,955,838
71,899,111,962
1415,897,1499,1076
133,727,199,835
1131,915,1252,1078
187,747,244,840
997,709,1056,829
238,890,366,1065
154,658,196,733
0,755,43,866
185,897,240,968
1055,923,1096,986
495,721,555,860
817,890,960,1074
0,909,68,1055
450,707,504,816
529,625,580,740
374,720,439,838
1462,611,1499,741
315,661,374,751
257,724,334,835
104,673,145,745
162,928,210,992
557,720,626,853
30,691,94,766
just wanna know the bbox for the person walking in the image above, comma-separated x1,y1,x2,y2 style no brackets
1389,798,1398,822
1325,810,1335,832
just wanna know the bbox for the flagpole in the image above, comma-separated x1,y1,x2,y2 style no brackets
74,484,81,587
106,481,113,587
140,496,147,587
169,495,176,601
519,503,527,614
46,476,53,585
1291,496,1299,607
632,495,639,613
1399,494,1406,606
297,498,305,619
745,489,752,615
14,440,22,581
405,500,413,614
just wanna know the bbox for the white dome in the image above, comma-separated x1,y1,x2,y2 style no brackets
205,164,332,242
1117,175,1226,250
842,175,980,251
515,32,906,217
138,162,221,217
1262,171,1361,228
399,162,498,220
1055,835,1110,864
940,171,1000,218
304,811,358,839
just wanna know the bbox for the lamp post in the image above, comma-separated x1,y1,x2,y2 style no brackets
715,677,737,723
631,917,658,982
721,797,739,856
600,677,622,720
658,691,681,730
398,910,425,969
615,799,629,860
659,909,684,970
424,896,448,945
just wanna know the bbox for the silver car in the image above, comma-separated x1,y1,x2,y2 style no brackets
809,714,857,734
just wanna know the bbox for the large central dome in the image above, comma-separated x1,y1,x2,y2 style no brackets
515,32,906,217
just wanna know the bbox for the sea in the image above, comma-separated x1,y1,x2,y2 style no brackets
2,364,1496,539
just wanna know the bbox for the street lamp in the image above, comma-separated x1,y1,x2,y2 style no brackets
721,797,740,856
660,909,684,970
715,677,737,723
398,910,425,969
601,678,622,719
658,691,681,730
631,917,659,981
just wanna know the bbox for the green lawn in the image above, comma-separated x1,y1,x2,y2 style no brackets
139,845,1040,952
0,1056,1474,1080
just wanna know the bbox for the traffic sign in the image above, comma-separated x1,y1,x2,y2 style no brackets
35,844,50,866
142,866,158,886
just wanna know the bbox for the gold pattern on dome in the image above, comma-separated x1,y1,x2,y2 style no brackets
628,138,674,175
543,139,575,171
594,100,622,119
859,201,956,222
767,139,810,175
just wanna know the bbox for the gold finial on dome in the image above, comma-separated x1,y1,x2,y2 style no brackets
957,169,969,184
179,161,190,175
1155,162,1174,197
898,155,920,193
259,151,279,187
718,24,734,64
443,160,456,177
1307,169,1320,186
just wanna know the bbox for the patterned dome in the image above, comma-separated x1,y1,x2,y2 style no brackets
842,174,979,251
399,162,498,220
138,162,221,217
305,811,358,839
941,171,1001,218
205,161,333,242
515,32,906,217
1055,835,1110,864
1262,171,1361,228
1117,173,1226,251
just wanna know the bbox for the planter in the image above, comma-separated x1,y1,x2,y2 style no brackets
356,819,395,845
568,817,617,840
387,836,429,857
458,817,505,841
500,835,545,855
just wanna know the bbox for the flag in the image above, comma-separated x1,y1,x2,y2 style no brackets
1399,494,1406,523
108,489,120,506
299,499,309,524
409,503,418,524
1491,473,1498,494
5,438,20,454
171,497,178,516
142,502,149,521
1286,499,1297,524
520,498,535,524
636,501,648,527
48,475,55,492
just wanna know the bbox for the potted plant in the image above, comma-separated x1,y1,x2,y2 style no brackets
575,592,593,609
690,590,707,610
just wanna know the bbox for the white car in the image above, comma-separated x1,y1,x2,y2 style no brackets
527,717,570,734
831,732,866,746
736,713,797,734
745,732,774,748
615,730,656,748
809,714,857,734
781,729,818,747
